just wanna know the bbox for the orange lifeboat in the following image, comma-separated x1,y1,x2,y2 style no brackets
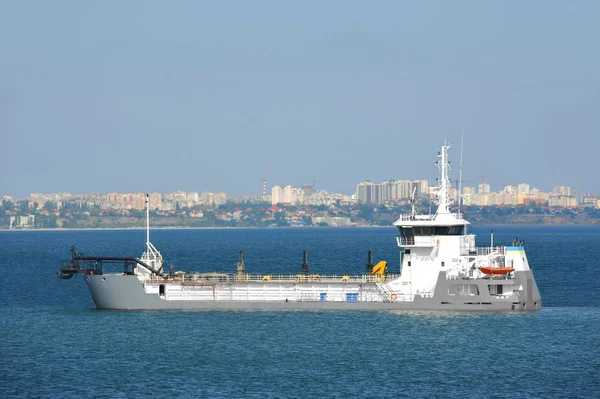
478,267,515,275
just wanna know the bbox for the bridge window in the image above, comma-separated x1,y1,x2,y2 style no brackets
433,226,465,235
488,285,504,295
413,227,432,236
398,225,464,237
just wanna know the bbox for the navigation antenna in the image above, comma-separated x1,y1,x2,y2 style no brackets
434,139,452,215
458,130,464,219
411,186,417,216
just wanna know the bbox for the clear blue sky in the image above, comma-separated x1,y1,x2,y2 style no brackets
1,1,599,198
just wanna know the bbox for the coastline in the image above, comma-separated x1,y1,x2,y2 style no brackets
0,226,263,232
2,223,600,232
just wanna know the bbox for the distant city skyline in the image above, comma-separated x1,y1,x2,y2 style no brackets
2,2,599,198
1,176,595,201
3,178,590,204
0,179,600,200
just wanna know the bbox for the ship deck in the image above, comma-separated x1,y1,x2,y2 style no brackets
147,273,401,284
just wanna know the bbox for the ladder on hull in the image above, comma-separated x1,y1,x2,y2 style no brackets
376,281,395,302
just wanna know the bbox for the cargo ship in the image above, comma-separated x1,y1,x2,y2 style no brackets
58,142,542,311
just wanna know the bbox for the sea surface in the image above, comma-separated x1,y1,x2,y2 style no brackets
1,226,599,398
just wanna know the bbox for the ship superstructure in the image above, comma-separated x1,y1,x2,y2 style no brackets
58,143,542,311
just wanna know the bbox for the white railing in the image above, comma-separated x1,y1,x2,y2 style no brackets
396,236,436,247
392,294,415,302
395,213,435,222
147,273,400,284
476,246,505,256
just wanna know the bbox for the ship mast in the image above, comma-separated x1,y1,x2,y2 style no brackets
146,193,150,253
144,193,163,273
435,140,452,216
458,130,464,219
410,186,417,216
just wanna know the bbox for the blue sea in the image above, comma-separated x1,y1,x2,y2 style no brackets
1,226,599,398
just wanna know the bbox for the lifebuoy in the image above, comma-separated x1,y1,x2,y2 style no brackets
391,293,398,301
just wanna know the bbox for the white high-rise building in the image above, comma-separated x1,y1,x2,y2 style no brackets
271,186,284,205
553,186,571,196
283,185,295,204
356,181,376,205
271,185,303,205
186,192,199,204
517,183,530,195
356,180,428,205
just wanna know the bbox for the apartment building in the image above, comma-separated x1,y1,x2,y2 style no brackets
356,180,428,205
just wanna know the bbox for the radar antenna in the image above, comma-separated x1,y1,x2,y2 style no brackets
410,186,417,215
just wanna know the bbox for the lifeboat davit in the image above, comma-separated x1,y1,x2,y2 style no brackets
478,267,515,275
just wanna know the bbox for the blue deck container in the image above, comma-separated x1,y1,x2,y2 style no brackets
346,293,359,303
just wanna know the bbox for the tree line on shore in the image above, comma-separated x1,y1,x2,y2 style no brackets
2,198,600,229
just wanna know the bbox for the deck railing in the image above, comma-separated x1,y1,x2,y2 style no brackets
476,246,505,256
147,273,401,284
395,213,436,222
396,236,436,247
